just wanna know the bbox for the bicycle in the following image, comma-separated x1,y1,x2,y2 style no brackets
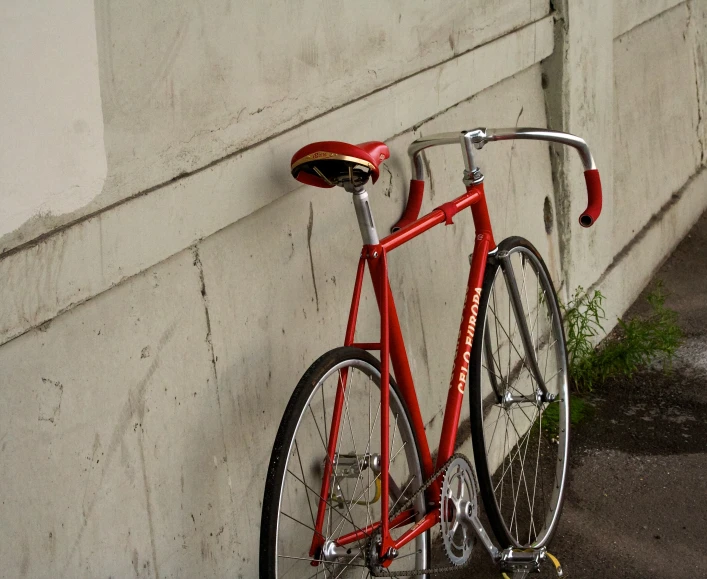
260,127,602,578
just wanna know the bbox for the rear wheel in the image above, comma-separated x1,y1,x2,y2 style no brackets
470,237,570,549
260,347,430,578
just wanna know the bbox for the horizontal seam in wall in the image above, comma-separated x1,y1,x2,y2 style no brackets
614,0,686,40
0,13,552,263
589,163,707,293
3,163,703,355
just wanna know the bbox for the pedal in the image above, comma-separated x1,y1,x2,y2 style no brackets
328,453,381,507
499,547,563,577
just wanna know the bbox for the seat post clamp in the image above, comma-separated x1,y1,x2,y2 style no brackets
462,168,484,187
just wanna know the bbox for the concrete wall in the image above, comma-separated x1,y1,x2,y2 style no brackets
1,1,705,577
0,1,106,242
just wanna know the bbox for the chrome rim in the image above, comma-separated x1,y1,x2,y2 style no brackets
478,247,569,547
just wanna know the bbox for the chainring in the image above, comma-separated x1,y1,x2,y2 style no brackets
440,455,479,566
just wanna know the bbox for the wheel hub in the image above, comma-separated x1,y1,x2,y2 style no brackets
501,388,545,410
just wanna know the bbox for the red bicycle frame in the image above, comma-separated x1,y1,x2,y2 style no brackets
309,180,496,560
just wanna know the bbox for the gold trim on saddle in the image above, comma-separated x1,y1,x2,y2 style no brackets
291,151,376,172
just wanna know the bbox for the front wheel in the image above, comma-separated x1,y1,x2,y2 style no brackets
260,347,430,578
470,237,570,549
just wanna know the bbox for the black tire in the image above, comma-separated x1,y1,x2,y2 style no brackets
470,237,570,549
260,347,430,578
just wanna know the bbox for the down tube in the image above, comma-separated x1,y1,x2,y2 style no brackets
435,233,491,469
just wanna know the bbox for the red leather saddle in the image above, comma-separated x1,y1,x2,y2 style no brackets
291,141,390,188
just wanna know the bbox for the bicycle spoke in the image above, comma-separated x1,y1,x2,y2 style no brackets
309,405,329,454
332,553,363,579
281,510,319,534
494,404,537,497
334,382,367,551
508,406,540,542
346,442,408,510
389,412,399,464
389,475,416,514
295,440,317,529
489,304,537,389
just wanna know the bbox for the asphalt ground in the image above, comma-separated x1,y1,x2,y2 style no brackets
436,210,707,578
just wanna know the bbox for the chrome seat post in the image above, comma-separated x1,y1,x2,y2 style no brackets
345,182,380,246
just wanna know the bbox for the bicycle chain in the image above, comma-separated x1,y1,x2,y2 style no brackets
368,452,475,577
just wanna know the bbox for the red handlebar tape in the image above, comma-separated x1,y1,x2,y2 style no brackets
579,169,602,228
391,179,425,232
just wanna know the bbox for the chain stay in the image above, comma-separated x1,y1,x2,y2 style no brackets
370,453,474,577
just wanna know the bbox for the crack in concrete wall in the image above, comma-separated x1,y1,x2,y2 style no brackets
541,8,573,299
306,202,320,312
687,1,706,164
190,244,237,551
192,245,218,380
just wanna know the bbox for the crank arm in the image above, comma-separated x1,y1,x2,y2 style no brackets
464,511,564,578
463,504,500,561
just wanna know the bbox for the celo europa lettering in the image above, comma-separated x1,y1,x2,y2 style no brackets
453,287,482,394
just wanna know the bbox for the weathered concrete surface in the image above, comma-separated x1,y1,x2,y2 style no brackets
95,0,549,216
0,15,555,346
0,2,706,577
1,0,550,255
541,0,616,297
0,2,106,241
0,63,558,577
593,167,707,334
692,0,707,164
613,3,702,253
0,249,236,578
613,0,684,37
545,0,707,328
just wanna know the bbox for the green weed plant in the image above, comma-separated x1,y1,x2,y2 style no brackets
560,287,606,390
560,282,682,392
